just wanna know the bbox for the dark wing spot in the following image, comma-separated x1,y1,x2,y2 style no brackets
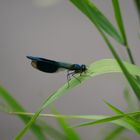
36,60,59,73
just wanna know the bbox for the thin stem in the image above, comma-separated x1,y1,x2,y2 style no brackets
112,0,136,65
126,47,135,65
134,0,140,23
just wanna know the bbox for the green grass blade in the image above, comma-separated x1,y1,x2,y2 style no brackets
134,0,140,21
0,87,67,140
52,109,80,140
88,59,140,77
112,0,135,65
35,120,67,140
11,110,140,134
9,110,140,119
112,0,127,46
72,112,140,135
104,126,125,140
0,85,46,140
104,101,140,134
70,0,124,44
15,59,140,139
73,112,140,133
123,88,138,111
97,24,140,100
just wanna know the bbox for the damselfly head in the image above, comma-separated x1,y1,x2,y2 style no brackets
81,64,87,72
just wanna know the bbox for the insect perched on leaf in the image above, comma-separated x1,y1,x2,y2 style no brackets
27,56,87,86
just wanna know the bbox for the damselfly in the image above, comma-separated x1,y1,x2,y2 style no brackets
27,56,87,86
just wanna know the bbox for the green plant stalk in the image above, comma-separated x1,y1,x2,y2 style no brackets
134,0,140,23
111,0,140,88
112,0,127,45
112,0,140,84
99,27,140,100
112,0,135,65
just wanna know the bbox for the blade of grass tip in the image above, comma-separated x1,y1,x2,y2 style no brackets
52,108,80,140
104,126,125,140
15,58,140,139
72,112,140,134
112,0,136,65
0,85,46,140
70,0,124,44
104,100,140,134
72,111,140,127
74,115,126,127
88,59,140,77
